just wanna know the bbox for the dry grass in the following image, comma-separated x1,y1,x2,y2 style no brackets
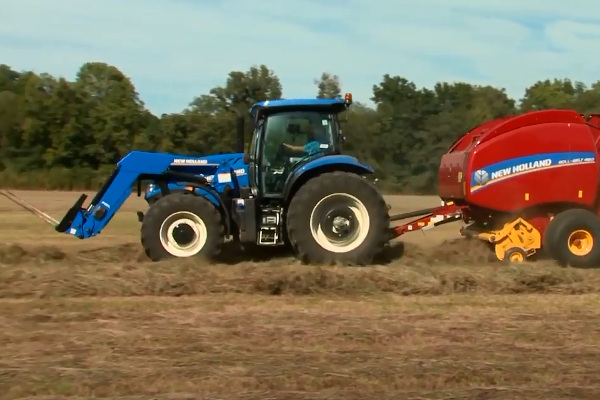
3,294,600,399
2,190,600,399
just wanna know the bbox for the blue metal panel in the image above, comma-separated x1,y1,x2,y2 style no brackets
144,155,250,203
293,154,374,176
281,154,374,201
58,150,251,239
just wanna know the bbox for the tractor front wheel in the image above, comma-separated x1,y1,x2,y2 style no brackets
141,193,224,261
286,171,389,265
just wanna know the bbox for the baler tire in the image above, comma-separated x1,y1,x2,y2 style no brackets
286,171,389,265
141,193,224,261
504,247,527,264
543,208,600,268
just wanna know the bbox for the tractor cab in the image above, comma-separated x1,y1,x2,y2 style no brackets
246,94,353,198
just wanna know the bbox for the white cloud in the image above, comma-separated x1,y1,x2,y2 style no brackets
1,0,599,115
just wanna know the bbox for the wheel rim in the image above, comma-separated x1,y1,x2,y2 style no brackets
159,211,208,257
509,251,524,262
568,229,593,256
309,193,370,253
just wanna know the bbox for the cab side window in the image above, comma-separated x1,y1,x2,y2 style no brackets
262,114,287,166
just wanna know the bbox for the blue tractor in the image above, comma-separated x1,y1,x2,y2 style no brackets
50,93,391,264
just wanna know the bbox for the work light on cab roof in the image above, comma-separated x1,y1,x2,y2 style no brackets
344,93,352,105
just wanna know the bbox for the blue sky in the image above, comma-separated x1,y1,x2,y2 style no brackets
2,0,600,116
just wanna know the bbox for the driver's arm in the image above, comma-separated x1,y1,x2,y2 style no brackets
282,143,305,153
283,141,320,155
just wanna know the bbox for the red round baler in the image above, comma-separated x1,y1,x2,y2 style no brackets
392,109,600,267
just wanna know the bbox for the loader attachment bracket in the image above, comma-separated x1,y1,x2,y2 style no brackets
56,194,88,233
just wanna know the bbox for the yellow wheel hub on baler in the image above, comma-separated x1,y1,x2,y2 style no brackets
509,251,525,262
568,229,593,256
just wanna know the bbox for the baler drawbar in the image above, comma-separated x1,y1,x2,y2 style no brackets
389,202,463,235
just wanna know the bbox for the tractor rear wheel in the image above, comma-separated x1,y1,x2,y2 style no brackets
543,208,600,268
141,193,224,261
286,171,389,265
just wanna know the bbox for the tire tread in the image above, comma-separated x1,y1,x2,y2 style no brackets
141,193,224,261
286,171,389,265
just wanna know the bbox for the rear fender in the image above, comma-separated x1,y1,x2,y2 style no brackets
283,155,374,203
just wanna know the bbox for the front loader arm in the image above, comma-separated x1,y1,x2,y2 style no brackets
56,167,144,238
56,151,208,239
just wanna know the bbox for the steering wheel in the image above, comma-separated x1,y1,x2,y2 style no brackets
276,143,297,172
275,142,289,163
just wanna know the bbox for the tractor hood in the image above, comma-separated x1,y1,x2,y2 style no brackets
167,151,249,185
167,152,247,168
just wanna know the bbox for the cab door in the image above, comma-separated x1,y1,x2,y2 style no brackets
247,121,263,194
260,113,300,197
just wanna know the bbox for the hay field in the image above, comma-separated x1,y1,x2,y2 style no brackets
2,190,600,399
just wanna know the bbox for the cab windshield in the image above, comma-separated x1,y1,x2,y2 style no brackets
261,110,338,167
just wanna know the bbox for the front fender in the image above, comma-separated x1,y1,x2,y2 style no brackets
145,182,186,203
283,154,374,202
145,183,232,235
145,183,221,208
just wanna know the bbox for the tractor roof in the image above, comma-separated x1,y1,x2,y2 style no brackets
249,96,352,118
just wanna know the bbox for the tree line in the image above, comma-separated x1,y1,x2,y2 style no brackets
1,61,600,193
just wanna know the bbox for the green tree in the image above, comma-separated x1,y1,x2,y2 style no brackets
315,72,342,99
187,64,283,152
190,64,282,112
519,78,579,111
74,62,149,166
0,64,20,92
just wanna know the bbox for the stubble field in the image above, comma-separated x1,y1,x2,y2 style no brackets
2,190,600,399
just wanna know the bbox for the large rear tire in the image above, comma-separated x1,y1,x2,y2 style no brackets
543,208,600,268
141,193,224,261
286,171,389,265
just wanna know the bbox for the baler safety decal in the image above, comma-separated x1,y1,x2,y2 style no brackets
470,151,596,193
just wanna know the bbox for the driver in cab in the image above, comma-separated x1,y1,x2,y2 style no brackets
282,123,324,156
